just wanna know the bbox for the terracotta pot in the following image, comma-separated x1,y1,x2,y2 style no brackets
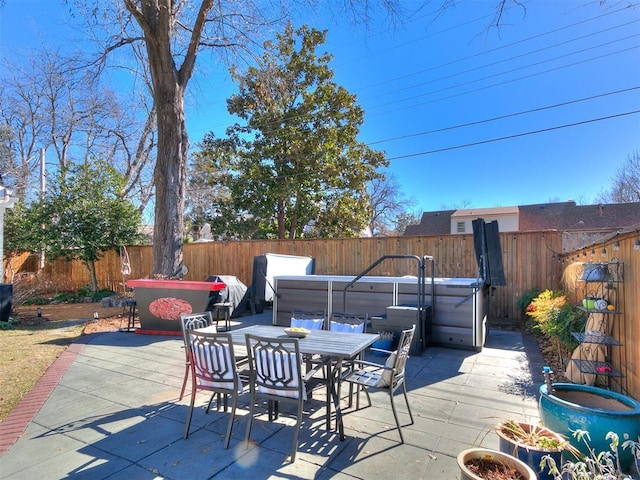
457,448,537,480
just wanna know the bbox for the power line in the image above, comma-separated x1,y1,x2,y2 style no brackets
369,86,640,145
356,5,635,94
194,5,638,138
188,3,640,164
367,35,639,112
361,19,639,104
386,110,640,161
191,110,639,183
368,44,639,118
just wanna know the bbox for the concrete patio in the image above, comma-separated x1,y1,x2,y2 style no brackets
0,312,545,479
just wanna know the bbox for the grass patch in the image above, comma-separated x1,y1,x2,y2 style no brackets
0,319,84,422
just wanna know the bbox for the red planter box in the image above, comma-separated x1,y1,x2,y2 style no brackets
126,279,226,335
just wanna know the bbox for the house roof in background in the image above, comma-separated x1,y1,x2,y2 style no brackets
404,209,456,236
403,201,640,236
451,206,519,217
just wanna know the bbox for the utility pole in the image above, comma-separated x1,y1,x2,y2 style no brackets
39,148,46,271
40,148,46,200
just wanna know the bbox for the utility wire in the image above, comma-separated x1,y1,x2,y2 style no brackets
368,35,639,112
192,5,639,144
370,44,639,118
357,5,635,93
191,109,639,183
362,19,639,103
369,86,640,145
386,110,640,161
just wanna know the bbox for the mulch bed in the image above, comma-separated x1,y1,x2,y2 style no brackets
13,303,130,333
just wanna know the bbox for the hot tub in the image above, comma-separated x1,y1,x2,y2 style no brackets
272,275,487,351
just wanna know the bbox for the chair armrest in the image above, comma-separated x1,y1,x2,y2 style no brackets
302,357,330,382
349,359,393,371
369,347,393,355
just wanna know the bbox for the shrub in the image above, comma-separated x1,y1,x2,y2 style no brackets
21,289,116,306
517,288,541,317
525,289,586,368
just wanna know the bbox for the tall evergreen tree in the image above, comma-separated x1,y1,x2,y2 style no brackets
198,23,387,239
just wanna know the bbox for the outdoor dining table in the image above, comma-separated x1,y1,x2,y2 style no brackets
197,324,379,441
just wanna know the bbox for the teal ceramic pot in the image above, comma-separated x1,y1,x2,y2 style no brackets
539,383,640,472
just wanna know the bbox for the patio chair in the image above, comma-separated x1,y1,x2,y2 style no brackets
329,311,368,333
329,312,369,405
179,312,215,400
290,309,326,330
339,325,416,443
244,334,307,462
291,309,327,381
183,330,245,448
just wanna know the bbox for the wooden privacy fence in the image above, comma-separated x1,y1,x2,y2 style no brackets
27,231,566,323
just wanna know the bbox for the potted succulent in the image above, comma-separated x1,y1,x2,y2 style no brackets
495,420,574,480
457,447,537,480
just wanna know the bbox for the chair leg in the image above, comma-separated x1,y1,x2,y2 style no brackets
388,390,404,444
223,394,238,449
205,392,216,414
402,382,414,425
327,371,332,431
290,398,303,462
268,400,275,421
362,385,372,407
245,391,256,448
179,362,190,401
183,378,198,439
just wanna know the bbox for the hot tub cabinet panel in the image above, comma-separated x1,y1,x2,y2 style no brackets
127,279,226,335
273,275,487,351
331,280,395,317
273,279,330,326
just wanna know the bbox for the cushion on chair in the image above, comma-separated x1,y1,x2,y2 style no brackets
330,321,365,333
291,317,324,330
256,350,307,400
376,351,397,387
192,341,243,392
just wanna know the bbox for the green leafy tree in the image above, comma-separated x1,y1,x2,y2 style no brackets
5,161,142,291
198,23,387,239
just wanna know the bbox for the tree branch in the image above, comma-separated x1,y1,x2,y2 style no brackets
178,0,215,86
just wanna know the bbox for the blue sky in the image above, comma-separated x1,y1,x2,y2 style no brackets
1,0,639,215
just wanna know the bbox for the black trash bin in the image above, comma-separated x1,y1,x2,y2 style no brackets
0,283,13,323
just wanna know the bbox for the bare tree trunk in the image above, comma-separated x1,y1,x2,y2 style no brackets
125,0,214,277
152,87,187,277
